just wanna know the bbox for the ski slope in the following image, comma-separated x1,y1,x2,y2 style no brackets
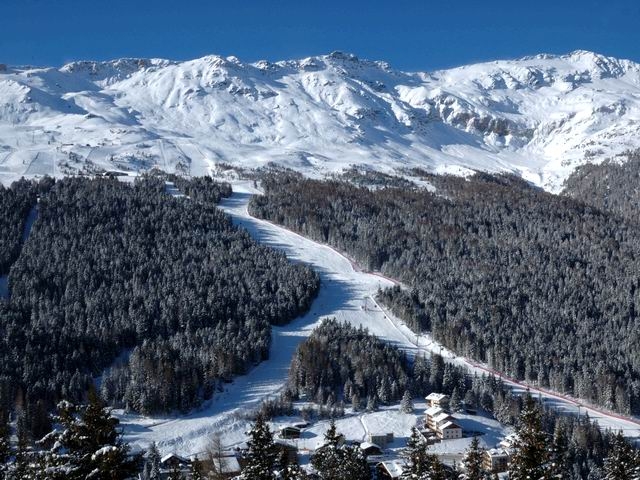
118,181,640,456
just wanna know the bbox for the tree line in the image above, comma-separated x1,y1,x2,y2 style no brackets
250,172,640,415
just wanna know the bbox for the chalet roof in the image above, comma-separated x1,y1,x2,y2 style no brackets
360,442,382,451
486,448,510,458
280,425,301,432
426,393,449,401
425,406,444,417
212,456,241,474
440,421,461,430
433,412,453,424
379,460,406,478
160,453,189,465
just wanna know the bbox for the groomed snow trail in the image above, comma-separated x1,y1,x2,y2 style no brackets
119,180,640,456
118,181,414,455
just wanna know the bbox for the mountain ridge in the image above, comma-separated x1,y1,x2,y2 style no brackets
2,50,640,191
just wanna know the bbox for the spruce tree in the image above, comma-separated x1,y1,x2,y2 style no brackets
508,394,550,480
281,463,309,480
366,395,378,412
168,463,185,480
241,415,277,480
145,442,162,480
402,426,444,479
39,393,139,480
0,408,10,465
400,390,414,413
12,408,31,479
190,455,205,480
311,422,370,480
603,432,638,480
462,436,485,480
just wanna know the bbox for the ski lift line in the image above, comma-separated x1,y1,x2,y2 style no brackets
369,293,640,434
244,199,640,437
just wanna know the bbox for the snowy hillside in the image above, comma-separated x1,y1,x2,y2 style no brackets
2,50,640,190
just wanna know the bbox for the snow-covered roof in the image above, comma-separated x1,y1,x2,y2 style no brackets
360,442,382,451
212,456,241,474
440,421,461,430
426,393,449,401
425,406,444,417
434,412,452,424
487,448,510,458
160,453,188,464
379,460,406,478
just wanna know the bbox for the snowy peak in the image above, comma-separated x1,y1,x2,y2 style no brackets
1,51,640,191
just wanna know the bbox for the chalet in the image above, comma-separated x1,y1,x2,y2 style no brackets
280,425,302,439
425,393,450,409
483,448,510,473
438,420,463,440
359,442,383,456
425,406,463,440
160,453,189,469
211,455,242,479
367,432,394,448
377,460,406,479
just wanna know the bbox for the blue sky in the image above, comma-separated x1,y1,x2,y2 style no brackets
1,0,639,70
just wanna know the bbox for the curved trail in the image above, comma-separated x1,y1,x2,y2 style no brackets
119,180,640,456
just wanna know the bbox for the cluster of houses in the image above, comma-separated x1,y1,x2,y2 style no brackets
148,394,516,479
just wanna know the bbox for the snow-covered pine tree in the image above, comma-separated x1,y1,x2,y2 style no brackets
508,393,550,480
400,390,413,413
35,392,138,480
241,415,278,480
461,436,485,480
401,426,446,479
366,395,378,412
450,388,462,412
311,421,370,480
281,462,309,480
168,463,185,480
190,455,205,480
12,408,31,479
0,408,9,465
604,432,638,480
145,442,162,480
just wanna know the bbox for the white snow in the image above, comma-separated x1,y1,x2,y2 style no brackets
2,51,640,190
117,181,640,458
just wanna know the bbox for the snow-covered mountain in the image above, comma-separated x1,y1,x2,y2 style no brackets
1,50,640,191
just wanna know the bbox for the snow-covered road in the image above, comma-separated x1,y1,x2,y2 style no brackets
118,180,640,455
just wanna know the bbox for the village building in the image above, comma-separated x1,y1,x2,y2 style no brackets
424,405,463,440
367,432,394,448
438,420,463,440
211,455,242,479
377,460,407,479
359,441,383,456
279,425,302,439
160,453,189,470
425,392,450,409
483,448,510,473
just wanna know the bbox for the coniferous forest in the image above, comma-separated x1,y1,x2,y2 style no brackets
0,174,319,418
0,179,38,274
249,171,640,415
